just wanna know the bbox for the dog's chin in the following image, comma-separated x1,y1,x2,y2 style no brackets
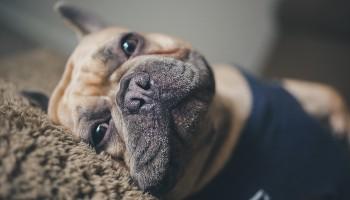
117,51,215,196
126,98,210,196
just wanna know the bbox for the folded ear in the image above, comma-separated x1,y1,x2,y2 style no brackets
21,90,49,112
54,1,106,39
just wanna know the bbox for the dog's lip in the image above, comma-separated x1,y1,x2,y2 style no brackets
133,142,162,168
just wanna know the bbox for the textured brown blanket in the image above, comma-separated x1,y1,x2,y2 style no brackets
0,80,156,199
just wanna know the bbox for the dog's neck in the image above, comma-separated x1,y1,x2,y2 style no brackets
163,95,230,199
192,94,242,193
165,93,246,199
180,65,252,198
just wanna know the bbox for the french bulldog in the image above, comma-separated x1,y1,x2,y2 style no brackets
26,2,350,199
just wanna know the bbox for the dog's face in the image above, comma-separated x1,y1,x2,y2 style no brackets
49,3,215,197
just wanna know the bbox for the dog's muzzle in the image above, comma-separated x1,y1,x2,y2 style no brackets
117,57,200,115
115,53,215,196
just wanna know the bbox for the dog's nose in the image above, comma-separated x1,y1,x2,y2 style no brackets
121,72,153,113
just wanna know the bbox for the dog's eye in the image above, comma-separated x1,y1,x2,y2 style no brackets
91,123,108,147
121,33,139,57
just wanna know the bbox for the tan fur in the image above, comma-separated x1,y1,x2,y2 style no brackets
48,27,210,198
190,65,252,193
50,13,350,200
284,79,350,137
49,27,190,132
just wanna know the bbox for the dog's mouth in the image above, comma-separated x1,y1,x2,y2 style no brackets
115,51,215,196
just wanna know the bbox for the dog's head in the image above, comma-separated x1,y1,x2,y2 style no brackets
49,2,215,197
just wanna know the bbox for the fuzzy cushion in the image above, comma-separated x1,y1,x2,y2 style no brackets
0,80,156,200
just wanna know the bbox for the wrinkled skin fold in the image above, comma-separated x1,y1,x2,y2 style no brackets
114,54,215,194
48,4,216,196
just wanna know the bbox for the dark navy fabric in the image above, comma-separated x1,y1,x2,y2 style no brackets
190,71,350,200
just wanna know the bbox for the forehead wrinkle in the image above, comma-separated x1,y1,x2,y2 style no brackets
80,65,108,82
91,36,119,64
70,71,110,97
71,60,111,96
92,45,111,64
73,83,110,97
80,60,107,74
75,96,112,116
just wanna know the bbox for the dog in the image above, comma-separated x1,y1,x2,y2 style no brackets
24,2,350,199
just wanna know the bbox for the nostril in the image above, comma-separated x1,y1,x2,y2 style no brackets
138,98,145,106
118,72,153,114
137,79,150,90
133,72,151,90
127,98,145,113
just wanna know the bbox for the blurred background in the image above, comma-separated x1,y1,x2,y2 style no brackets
0,0,349,103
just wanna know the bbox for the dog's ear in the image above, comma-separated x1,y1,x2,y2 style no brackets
21,90,49,113
54,1,106,39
